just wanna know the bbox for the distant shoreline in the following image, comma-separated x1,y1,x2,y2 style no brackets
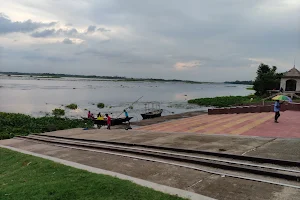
0,71,252,85
0,72,212,84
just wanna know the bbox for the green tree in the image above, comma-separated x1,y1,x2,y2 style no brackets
253,63,283,96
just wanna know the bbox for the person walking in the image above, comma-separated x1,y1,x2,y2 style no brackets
274,100,283,123
105,114,111,129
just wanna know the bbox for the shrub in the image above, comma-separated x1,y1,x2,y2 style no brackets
188,95,263,108
66,103,78,110
0,112,93,140
52,108,65,116
97,103,105,108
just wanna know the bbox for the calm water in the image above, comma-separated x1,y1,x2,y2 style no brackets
0,76,251,121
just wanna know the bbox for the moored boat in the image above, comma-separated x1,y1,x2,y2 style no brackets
141,102,163,119
141,109,163,119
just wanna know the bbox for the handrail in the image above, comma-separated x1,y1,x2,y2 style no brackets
262,93,280,105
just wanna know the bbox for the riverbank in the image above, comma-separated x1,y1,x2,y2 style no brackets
0,112,93,140
0,110,209,140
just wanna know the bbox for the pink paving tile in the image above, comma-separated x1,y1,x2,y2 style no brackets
242,111,300,138
160,114,233,132
191,113,256,133
216,113,270,133
136,114,209,131
202,113,270,134
137,114,228,132
136,111,300,138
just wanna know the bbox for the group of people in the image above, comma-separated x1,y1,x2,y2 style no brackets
88,111,112,129
87,110,129,130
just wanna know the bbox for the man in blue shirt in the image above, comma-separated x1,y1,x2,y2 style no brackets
124,109,132,130
124,109,129,118
274,100,282,123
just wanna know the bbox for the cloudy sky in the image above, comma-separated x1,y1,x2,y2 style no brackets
0,0,299,81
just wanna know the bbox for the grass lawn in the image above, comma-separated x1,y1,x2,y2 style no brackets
0,148,185,200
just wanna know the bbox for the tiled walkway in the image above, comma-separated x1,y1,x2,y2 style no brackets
136,111,300,138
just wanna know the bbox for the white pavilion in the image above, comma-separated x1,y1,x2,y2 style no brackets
280,66,300,93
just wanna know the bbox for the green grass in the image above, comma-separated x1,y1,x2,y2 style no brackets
65,103,78,110
246,86,254,90
0,148,185,200
97,103,105,108
188,95,263,107
0,112,93,140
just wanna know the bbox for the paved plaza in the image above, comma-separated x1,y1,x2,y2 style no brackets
136,111,300,138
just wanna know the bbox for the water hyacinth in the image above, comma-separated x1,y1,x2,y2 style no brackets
0,112,93,140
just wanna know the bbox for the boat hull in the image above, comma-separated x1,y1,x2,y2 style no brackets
141,110,163,119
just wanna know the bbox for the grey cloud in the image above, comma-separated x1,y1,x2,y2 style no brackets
31,28,78,38
47,56,76,62
0,13,56,34
2,0,300,81
75,48,165,65
86,25,96,33
75,48,124,58
22,53,76,63
31,29,56,37
62,38,73,44
98,27,110,32
57,28,78,35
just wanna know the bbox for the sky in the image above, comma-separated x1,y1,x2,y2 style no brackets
0,0,299,81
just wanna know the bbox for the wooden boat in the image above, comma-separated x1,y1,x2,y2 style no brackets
141,109,163,119
81,117,94,120
92,117,133,128
141,102,163,120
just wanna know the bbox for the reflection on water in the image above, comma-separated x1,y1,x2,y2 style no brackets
0,77,252,121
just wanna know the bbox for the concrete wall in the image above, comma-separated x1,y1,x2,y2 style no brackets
208,103,300,115
280,78,300,91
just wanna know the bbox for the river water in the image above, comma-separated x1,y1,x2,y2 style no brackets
0,76,251,121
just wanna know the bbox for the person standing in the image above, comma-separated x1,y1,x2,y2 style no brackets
274,100,283,123
105,114,111,129
124,109,132,130
280,87,284,93
97,112,104,120
124,110,129,120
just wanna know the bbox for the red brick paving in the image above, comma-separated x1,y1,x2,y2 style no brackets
242,111,300,138
136,111,300,138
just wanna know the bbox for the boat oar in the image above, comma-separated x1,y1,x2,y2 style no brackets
116,96,143,118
